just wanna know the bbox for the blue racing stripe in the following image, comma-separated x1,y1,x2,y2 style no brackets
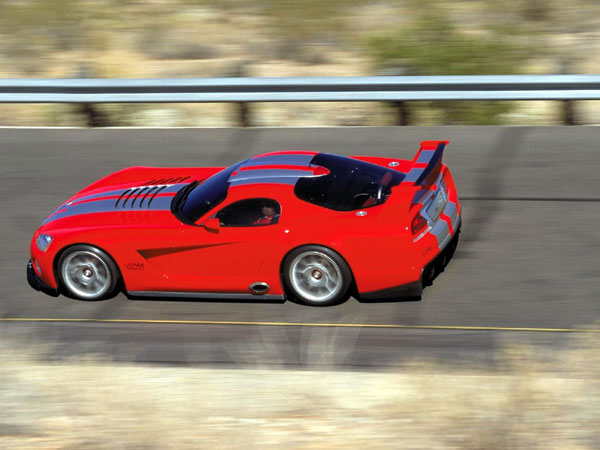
444,201,458,226
416,150,435,164
230,169,313,182
404,168,425,182
230,177,298,186
248,154,315,166
70,183,187,204
43,193,175,224
430,217,450,249
228,154,325,186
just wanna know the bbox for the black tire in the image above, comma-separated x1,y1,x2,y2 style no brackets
57,245,120,301
283,245,352,306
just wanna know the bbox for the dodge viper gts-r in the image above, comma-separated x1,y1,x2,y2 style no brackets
28,141,460,306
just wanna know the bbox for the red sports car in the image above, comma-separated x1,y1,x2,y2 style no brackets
28,141,460,306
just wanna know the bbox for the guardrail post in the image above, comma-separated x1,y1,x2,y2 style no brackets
77,65,109,127
225,62,252,127
79,103,109,127
561,100,576,125
236,102,251,127
392,101,410,126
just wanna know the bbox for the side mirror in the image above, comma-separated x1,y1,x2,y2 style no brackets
202,217,221,233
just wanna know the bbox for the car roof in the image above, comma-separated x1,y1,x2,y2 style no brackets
227,151,322,188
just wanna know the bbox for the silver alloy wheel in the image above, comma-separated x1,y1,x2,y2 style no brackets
61,250,112,299
289,251,343,303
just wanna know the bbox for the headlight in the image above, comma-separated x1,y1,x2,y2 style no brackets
35,234,53,252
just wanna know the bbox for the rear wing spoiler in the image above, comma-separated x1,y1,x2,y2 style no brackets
405,140,449,186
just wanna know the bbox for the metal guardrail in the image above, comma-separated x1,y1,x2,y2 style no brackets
1,75,600,103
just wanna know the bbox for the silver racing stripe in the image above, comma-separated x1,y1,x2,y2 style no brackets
248,153,315,166
429,216,451,249
42,193,175,224
415,150,436,164
403,168,425,183
229,169,313,182
230,177,299,186
229,160,327,186
68,183,188,205
427,200,459,249
444,201,458,228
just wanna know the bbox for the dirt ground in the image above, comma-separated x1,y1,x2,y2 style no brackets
1,333,598,449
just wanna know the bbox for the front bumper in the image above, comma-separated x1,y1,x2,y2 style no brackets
27,260,59,297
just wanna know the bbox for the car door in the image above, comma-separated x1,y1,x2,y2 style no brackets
168,198,283,294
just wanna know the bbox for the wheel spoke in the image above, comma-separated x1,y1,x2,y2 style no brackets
289,250,344,303
62,250,112,299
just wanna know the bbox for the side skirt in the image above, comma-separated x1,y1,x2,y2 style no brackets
127,291,285,301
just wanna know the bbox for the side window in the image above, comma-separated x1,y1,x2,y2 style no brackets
215,198,281,227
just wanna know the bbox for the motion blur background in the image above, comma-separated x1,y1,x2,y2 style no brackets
2,1,600,448
1,0,600,126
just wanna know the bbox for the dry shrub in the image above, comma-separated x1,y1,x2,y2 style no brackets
0,332,598,448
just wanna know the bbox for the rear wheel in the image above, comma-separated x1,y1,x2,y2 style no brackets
283,246,352,306
57,245,119,301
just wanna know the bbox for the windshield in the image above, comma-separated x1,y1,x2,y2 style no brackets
175,160,246,223
294,153,404,211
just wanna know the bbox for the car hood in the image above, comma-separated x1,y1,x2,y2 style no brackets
41,166,223,227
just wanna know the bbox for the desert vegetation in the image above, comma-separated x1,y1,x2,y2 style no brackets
0,0,599,125
0,332,598,448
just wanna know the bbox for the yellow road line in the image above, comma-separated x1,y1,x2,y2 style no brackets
0,317,598,333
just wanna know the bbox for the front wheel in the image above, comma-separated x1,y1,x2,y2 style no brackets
283,246,352,306
57,245,120,301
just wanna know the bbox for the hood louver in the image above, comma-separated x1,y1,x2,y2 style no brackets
114,176,190,209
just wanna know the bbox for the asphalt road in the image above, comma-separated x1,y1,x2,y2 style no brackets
1,126,599,368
